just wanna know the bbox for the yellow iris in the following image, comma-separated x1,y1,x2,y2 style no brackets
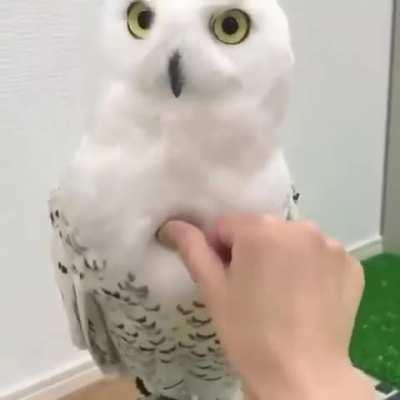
127,1,154,39
211,9,251,45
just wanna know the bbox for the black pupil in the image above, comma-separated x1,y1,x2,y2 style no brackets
138,10,152,30
222,16,239,35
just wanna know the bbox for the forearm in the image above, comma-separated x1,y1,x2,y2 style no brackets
243,365,375,400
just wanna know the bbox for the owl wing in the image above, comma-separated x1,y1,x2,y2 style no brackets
286,185,301,221
49,188,124,375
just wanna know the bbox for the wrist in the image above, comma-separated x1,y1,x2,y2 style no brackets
244,358,374,400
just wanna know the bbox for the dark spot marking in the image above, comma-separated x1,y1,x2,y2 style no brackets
117,324,125,330
135,316,147,324
177,305,193,315
193,301,206,308
143,321,156,330
112,291,121,300
205,376,224,382
50,213,55,225
133,285,149,299
159,345,176,355
189,371,207,379
139,345,155,352
65,235,72,248
128,332,139,338
179,341,196,349
88,319,95,333
208,347,216,353
58,262,68,274
189,316,212,326
153,328,162,336
197,364,213,370
145,304,161,312
191,350,207,358
149,336,166,346
196,332,217,341
160,358,173,364
163,379,184,391
55,210,60,218
128,272,136,282
119,336,132,344
136,377,152,397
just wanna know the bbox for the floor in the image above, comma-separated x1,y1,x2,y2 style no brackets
60,378,399,400
60,378,137,400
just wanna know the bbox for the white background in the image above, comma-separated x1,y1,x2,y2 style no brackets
0,1,393,396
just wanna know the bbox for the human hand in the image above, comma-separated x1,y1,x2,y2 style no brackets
158,215,373,400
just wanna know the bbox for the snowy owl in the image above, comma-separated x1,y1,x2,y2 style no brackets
49,1,298,400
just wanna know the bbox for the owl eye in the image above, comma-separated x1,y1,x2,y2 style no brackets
211,9,251,45
127,1,154,39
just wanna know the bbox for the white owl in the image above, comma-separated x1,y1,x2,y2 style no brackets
49,1,297,400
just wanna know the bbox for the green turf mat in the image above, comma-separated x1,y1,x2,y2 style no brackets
350,253,400,387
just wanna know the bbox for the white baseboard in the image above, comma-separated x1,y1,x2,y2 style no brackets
3,236,383,400
2,356,102,400
347,235,383,261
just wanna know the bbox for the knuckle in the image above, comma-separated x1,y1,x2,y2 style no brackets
238,226,271,252
235,216,285,253
260,216,285,237
298,220,323,239
261,215,282,226
326,238,346,255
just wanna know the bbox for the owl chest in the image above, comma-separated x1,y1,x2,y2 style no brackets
65,146,290,275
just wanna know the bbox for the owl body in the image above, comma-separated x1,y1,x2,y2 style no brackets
51,1,295,399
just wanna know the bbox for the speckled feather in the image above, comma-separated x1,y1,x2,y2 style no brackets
49,187,299,399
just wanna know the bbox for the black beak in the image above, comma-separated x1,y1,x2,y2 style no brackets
168,51,184,98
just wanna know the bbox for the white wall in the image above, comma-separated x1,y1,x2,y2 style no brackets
0,1,392,397
281,0,392,245
0,1,93,397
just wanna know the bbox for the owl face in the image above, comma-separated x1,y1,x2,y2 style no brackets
101,0,293,102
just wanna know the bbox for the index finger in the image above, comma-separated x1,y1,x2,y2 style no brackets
216,213,281,247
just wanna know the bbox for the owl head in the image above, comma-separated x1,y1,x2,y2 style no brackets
99,0,294,105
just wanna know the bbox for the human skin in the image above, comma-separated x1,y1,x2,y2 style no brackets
158,215,375,400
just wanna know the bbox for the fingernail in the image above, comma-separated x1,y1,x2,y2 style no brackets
156,224,177,251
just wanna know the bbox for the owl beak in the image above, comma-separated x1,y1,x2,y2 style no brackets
168,51,184,98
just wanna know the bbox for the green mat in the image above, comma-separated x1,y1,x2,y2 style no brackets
350,253,400,387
